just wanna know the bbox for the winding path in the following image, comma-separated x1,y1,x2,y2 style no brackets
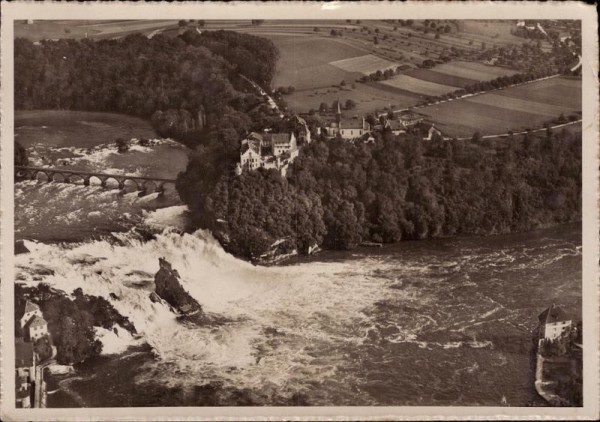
240,74,283,117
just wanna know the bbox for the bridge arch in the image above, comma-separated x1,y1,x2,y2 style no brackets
67,173,85,184
34,170,50,182
141,180,157,192
50,172,68,183
15,166,177,193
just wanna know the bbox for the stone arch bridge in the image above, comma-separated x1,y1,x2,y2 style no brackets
15,166,176,194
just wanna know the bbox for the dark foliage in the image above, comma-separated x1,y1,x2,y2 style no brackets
177,127,581,260
15,30,278,148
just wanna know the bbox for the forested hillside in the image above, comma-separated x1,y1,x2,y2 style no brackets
14,30,280,148
178,127,581,261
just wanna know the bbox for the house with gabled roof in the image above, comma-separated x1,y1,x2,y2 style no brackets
15,339,36,408
538,304,572,341
323,102,372,140
20,300,42,329
26,315,49,341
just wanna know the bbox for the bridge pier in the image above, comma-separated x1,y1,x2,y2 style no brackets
83,177,90,187
118,181,125,190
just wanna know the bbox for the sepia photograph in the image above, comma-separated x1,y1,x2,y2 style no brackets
1,2,598,421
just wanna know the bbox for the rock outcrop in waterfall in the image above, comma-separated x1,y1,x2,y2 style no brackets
153,257,203,316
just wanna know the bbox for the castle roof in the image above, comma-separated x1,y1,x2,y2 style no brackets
15,341,34,368
266,133,292,145
538,304,570,325
246,132,263,142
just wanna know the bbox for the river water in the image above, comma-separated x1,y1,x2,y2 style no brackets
14,111,581,407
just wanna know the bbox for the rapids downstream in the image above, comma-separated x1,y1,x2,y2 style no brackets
14,111,581,407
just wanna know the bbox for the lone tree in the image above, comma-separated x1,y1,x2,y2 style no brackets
178,20,188,28
345,99,357,110
251,20,264,26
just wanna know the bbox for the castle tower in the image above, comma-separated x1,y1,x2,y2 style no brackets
336,99,342,126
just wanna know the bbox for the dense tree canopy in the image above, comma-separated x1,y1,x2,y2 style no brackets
177,127,581,261
15,30,279,148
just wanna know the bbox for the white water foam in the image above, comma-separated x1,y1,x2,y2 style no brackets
94,325,139,355
15,229,391,396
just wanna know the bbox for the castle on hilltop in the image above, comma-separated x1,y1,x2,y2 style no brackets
236,116,311,177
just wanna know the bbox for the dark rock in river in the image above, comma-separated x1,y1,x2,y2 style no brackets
15,240,30,255
154,257,203,317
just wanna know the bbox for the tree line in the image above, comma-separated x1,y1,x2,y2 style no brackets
417,68,562,106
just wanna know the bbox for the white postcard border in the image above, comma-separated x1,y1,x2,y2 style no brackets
1,1,598,420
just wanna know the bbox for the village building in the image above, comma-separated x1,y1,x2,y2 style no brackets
15,339,36,408
294,115,312,146
19,300,49,341
26,315,49,342
323,102,371,140
20,300,43,329
338,117,371,139
397,112,424,128
382,119,407,136
236,115,312,177
538,304,572,341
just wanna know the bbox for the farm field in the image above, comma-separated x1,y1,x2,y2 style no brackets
494,77,581,110
418,76,581,138
283,82,420,116
405,68,475,89
269,34,369,90
379,75,458,97
330,54,397,74
458,21,526,45
430,61,518,81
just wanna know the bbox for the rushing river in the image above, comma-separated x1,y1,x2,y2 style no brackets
14,111,581,407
